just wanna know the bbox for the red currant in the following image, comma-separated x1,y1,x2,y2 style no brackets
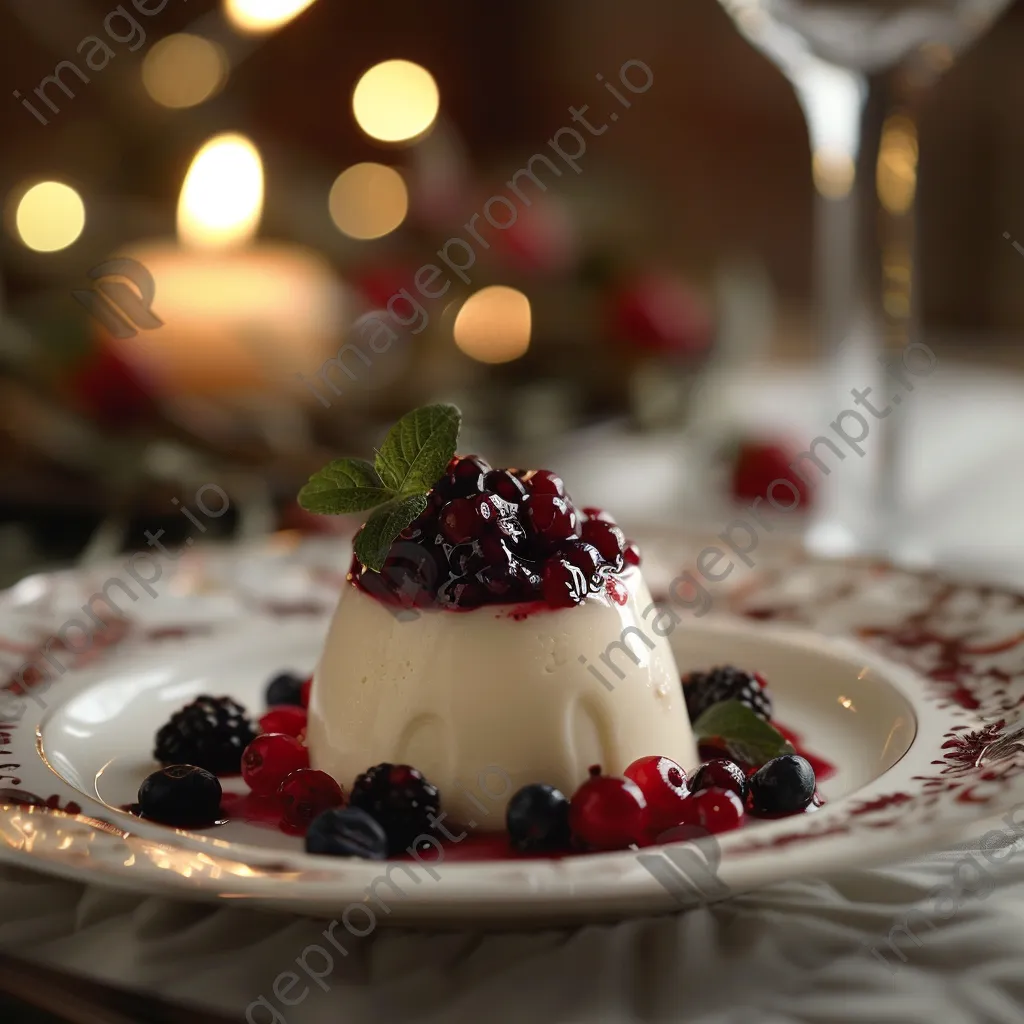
528,495,579,546
279,769,345,828
692,787,744,834
242,734,309,796
439,495,496,544
259,706,308,738
569,765,647,850
526,469,567,498
622,542,641,567
581,520,626,563
541,557,588,608
562,540,601,580
624,755,689,832
483,469,528,502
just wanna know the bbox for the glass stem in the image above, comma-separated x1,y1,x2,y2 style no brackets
799,64,923,556
860,70,923,552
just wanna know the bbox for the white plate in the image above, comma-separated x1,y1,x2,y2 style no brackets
2,531,1023,924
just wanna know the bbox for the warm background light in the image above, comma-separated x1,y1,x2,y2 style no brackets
224,0,318,33
454,286,532,364
177,133,264,249
14,182,86,252
115,242,345,396
143,34,228,108
328,163,408,240
877,114,919,215
352,60,439,144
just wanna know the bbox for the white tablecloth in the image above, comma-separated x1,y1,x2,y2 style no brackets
4,818,1024,1023
5,361,1024,1023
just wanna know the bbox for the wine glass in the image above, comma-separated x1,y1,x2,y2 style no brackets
718,0,1013,559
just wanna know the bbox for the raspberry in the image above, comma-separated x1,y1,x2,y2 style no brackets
682,666,773,722
349,763,440,855
154,696,256,775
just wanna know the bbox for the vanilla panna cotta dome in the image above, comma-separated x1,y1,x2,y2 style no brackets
308,565,695,824
303,438,697,826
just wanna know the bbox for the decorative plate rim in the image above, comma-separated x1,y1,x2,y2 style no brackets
2,531,1024,920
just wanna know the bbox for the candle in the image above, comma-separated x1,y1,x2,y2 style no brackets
98,133,347,398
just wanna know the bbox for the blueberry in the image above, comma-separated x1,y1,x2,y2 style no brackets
748,754,815,815
266,671,305,708
138,765,222,827
306,807,389,859
506,783,571,852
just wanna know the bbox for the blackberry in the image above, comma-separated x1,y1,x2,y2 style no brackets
349,763,440,855
682,666,773,722
154,695,257,775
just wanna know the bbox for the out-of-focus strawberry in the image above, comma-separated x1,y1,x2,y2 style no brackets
730,439,813,508
607,272,713,358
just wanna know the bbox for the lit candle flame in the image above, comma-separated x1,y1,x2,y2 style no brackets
224,0,318,33
177,133,264,250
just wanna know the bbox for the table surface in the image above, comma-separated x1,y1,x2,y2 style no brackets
4,361,1024,1024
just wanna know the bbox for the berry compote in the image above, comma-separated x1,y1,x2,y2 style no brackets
350,456,639,612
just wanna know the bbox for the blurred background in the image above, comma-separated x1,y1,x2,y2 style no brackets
1,0,1023,588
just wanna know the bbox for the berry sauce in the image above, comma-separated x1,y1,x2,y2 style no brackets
349,456,639,613
121,719,831,852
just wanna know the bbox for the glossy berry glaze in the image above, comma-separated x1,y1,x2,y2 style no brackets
120,722,835,861
348,456,638,612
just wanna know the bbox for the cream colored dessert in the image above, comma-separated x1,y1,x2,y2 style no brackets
307,567,696,824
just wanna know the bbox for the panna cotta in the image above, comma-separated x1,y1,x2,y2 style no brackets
308,566,695,824
305,441,697,825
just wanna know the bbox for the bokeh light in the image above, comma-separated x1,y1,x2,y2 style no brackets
328,163,408,240
352,60,439,144
224,0,318,33
877,114,919,215
143,34,228,108
454,286,532,364
177,133,264,249
14,182,86,252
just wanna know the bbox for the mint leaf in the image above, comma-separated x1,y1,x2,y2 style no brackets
375,403,461,495
354,494,429,572
692,701,795,766
297,458,396,515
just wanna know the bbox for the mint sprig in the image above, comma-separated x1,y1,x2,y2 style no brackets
375,403,462,494
297,458,395,514
692,701,795,766
298,403,461,572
